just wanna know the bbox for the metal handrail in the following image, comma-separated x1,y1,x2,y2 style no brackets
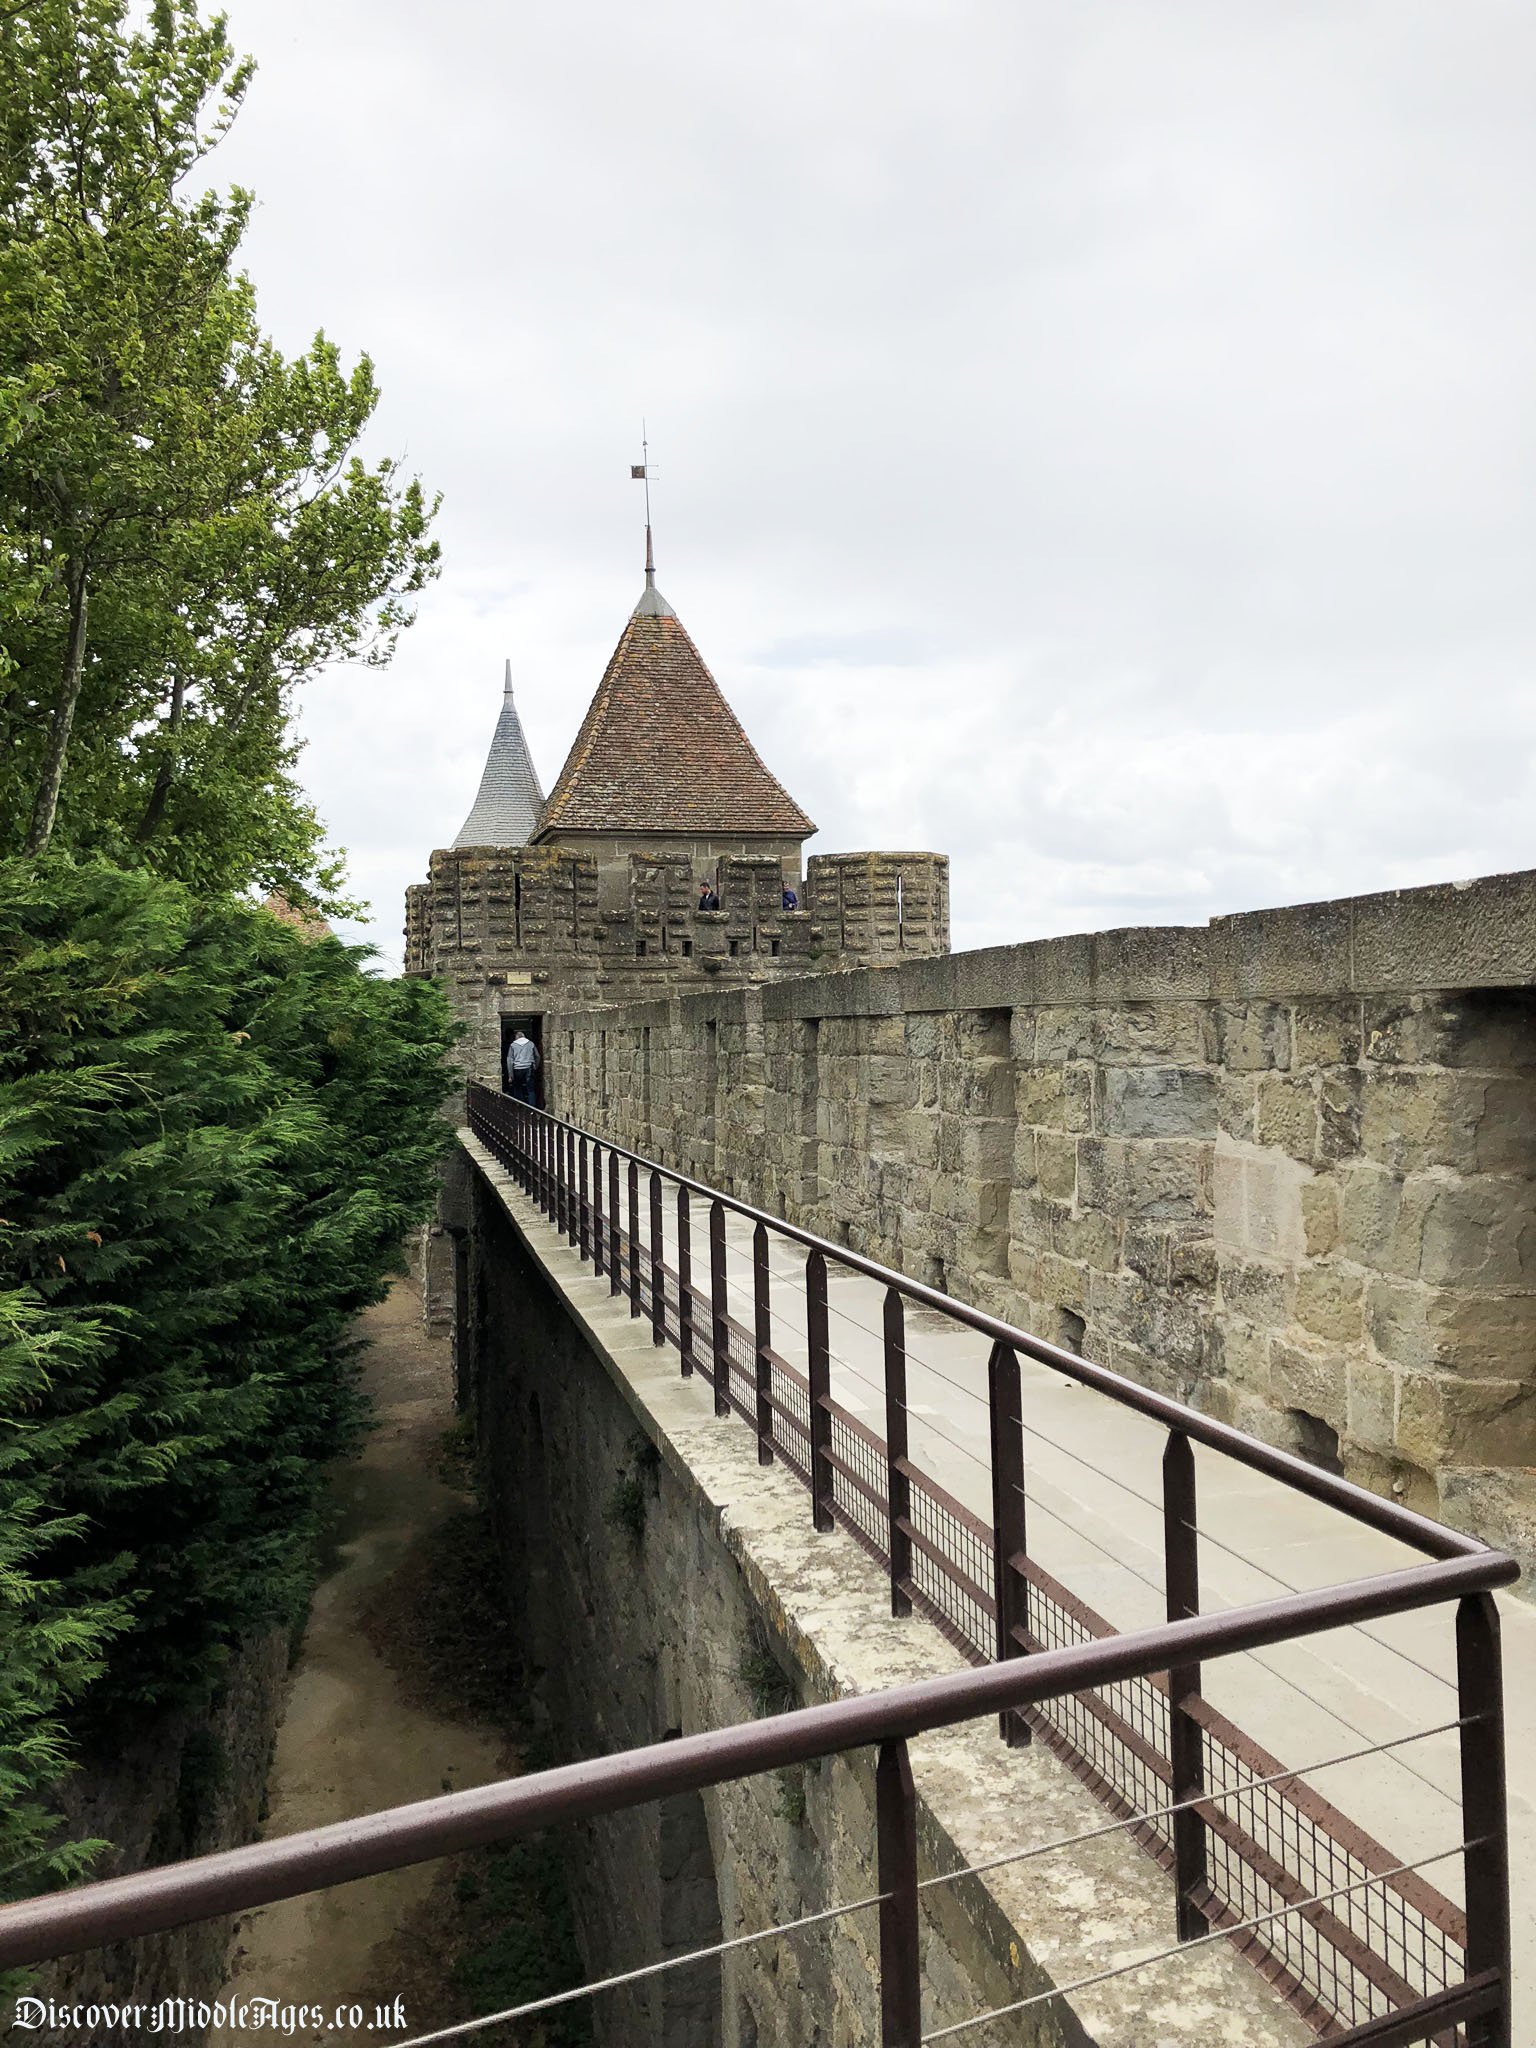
482,1090,1485,1564
469,1085,1519,2044
0,1564,1509,1971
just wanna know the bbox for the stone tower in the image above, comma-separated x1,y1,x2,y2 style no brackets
405,546,949,1086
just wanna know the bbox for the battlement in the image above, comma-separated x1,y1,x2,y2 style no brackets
405,843,949,1082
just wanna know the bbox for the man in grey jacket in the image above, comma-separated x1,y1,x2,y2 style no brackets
505,1028,541,1104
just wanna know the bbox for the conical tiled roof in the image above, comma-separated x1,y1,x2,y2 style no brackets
453,663,544,847
535,574,815,839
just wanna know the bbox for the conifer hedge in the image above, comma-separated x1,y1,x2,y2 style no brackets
0,858,457,1899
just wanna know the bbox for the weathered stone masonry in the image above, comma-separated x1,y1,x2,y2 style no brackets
549,870,1536,1570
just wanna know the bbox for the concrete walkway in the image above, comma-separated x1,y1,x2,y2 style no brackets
626,1178,1536,2037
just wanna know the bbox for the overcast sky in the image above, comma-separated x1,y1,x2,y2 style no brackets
213,0,1536,970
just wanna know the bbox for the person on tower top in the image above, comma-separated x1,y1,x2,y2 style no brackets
698,879,720,912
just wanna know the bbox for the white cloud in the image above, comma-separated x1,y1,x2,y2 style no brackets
211,0,1535,964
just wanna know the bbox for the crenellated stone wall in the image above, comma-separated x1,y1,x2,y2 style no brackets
406,847,948,1085
548,870,1536,1567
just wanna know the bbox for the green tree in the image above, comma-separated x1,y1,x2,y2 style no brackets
0,0,439,900
0,857,458,1898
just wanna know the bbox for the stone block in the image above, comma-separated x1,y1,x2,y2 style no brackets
1100,1066,1219,1139
1015,1061,1094,1133
1395,1373,1536,1466
1219,1254,1293,1327
1293,1264,1365,1345
1093,1002,1210,1067
1351,871,1536,994
1008,1007,1039,1060
1336,1164,1423,1277
1417,1176,1534,1289
1317,1071,1363,1162
1213,1136,1310,1262
1207,1317,1272,1392
1360,1069,1491,1176
1077,1137,1209,1221
1122,1222,1172,1286
1342,1444,1439,1517
1054,1204,1121,1269
1035,1130,1078,1202
1345,1357,1397,1452
1208,895,1353,998
1269,1337,1347,1433
1215,1001,1292,1072
1366,1277,1536,1380
1217,1072,1259,1143
1301,1179,1339,1257
1170,1235,1219,1292
1032,1005,1096,1063
859,1055,913,1106
1009,1185,1063,1249
1253,1074,1319,1163
1036,1250,1090,1315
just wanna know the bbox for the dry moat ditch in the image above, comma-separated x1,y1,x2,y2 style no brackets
210,1279,588,2048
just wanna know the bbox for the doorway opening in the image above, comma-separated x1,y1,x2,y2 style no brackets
500,1013,546,1107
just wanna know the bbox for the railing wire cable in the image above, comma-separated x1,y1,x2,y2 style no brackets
918,1842,1473,2043
917,1716,1471,1894
384,1885,888,2048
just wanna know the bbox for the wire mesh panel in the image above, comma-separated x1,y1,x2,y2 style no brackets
825,1402,890,1562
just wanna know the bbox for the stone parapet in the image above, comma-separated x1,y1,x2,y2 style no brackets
549,868,1536,1571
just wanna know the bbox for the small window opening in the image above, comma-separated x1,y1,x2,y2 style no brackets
636,939,647,957
681,938,693,958
770,938,781,958
728,938,741,958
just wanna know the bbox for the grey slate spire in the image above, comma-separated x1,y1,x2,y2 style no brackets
633,521,676,618
452,661,545,848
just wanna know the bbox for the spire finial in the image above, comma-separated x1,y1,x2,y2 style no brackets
503,657,513,697
632,421,656,586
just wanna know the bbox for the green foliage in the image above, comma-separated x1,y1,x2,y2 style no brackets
450,1839,591,2047
0,855,457,1899
0,0,439,897
604,1476,647,1546
738,1618,798,1719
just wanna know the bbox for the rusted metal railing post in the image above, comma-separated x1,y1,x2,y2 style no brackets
709,1199,730,1416
876,1737,921,2047
577,1135,589,1259
649,1168,665,1345
987,1339,1029,1747
628,1160,641,1315
806,1248,834,1532
555,1124,567,1237
677,1184,693,1375
1163,1428,1208,1940
609,1149,622,1297
1458,1592,1511,2048
752,1222,773,1465
884,1288,912,1619
591,1142,604,1276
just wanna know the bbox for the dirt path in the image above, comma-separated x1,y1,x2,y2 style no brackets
210,1280,509,2045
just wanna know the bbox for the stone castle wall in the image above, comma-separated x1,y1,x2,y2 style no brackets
547,870,1536,1565
407,846,948,1083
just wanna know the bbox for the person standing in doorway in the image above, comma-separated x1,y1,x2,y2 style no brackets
505,1028,540,1103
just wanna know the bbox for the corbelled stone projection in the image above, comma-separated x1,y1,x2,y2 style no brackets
548,869,1536,1567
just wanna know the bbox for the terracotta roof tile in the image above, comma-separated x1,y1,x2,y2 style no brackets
535,582,815,839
